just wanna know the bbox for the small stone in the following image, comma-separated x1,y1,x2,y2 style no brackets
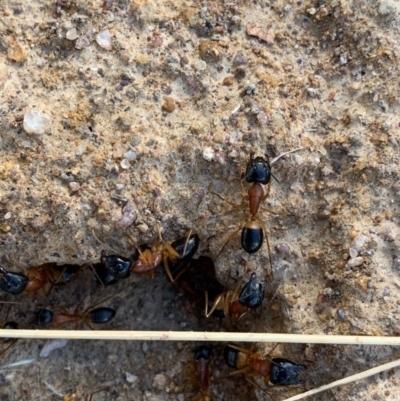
124,150,136,160
7,42,26,62
125,372,139,384
232,50,248,68
75,36,91,50
196,60,207,71
80,47,92,61
257,111,269,126
96,29,112,50
162,97,175,113
276,243,290,254
40,339,68,358
202,147,214,162
120,159,130,169
4,212,11,220
337,308,346,321
346,256,364,268
351,234,367,250
307,7,317,15
0,224,11,233
115,202,137,230
66,28,78,41
152,373,167,390
246,25,274,44
222,75,234,86
349,248,358,258
69,182,80,192
23,109,52,135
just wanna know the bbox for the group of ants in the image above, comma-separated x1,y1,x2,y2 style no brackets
0,152,307,400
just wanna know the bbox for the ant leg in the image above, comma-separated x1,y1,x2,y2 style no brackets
205,293,225,318
81,293,118,317
245,377,273,399
216,225,242,258
210,191,246,210
229,365,254,376
259,220,273,279
227,343,257,355
163,256,174,283
92,230,121,255
182,228,193,259
270,147,305,165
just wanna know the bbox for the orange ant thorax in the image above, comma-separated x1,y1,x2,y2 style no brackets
52,313,80,327
248,183,264,216
248,355,271,377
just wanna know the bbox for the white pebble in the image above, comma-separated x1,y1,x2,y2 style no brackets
346,256,364,268
124,150,137,160
96,29,112,50
125,372,139,384
120,159,130,169
23,109,52,135
349,248,358,258
69,182,80,192
66,28,78,41
351,234,367,250
202,147,214,162
196,60,207,71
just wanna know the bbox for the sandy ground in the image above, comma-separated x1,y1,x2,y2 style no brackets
1,0,400,400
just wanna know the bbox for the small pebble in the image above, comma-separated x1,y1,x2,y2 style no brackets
96,29,112,50
202,147,214,162
162,97,175,113
124,150,136,161
23,109,52,135
337,308,346,321
232,50,248,68
351,234,367,250
66,28,78,41
349,248,358,258
152,373,167,390
275,243,290,254
222,76,234,86
69,182,80,192
7,42,26,62
196,60,207,71
346,256,364,268
383,286,390,297
125,372,139,384
115,202,137,229
75,36,91,50
120,159,130,169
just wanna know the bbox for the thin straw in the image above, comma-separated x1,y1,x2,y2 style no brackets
281,358,400,401
1,330,400,344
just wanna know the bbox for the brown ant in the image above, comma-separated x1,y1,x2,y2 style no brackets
191,345,213,401
129,225,199,281
205,272,266,323
224,343,306,390
35,295,117,330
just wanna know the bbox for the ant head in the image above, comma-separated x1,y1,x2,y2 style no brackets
245,154,272,185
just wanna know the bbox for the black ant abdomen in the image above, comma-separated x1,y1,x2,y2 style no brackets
241,220,264,254
89,307,116,324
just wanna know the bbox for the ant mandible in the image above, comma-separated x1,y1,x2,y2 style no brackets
205,272,266,323
92,250,132,286
224,343,306,390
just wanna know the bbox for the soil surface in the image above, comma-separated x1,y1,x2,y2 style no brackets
1,0,400,400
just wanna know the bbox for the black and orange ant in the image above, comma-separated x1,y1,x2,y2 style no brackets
129,227,200,281
212,149,303,273
191,345,213,401
205,272,266,323
35,295,117,330
224,343,306,389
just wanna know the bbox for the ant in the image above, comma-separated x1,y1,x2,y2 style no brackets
92,250,132,286
25,263,81,295
213,149,303,273
0,267,29,295
35,295,117,329
191,345,213,401
205,272,266,323
223,343,306,390
129,227,200,282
